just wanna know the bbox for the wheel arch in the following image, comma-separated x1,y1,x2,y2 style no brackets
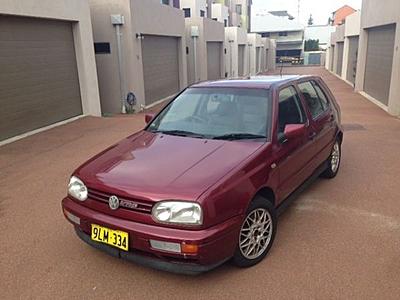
254,186,276,207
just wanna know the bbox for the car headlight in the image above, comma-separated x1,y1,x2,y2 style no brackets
68,176,88,201
152,201,203,225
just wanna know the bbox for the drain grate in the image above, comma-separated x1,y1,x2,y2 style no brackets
342,123,367,131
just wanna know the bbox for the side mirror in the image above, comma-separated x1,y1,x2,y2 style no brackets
145,113,155,124
279,124,306,144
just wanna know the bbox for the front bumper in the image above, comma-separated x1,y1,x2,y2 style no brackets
62,197,242,274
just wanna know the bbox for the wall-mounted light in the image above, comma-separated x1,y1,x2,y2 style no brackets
136,33,144,40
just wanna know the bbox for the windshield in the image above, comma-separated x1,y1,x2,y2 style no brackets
147,88,271,140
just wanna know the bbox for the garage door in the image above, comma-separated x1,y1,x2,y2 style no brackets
238,45,245,76
0,15,82,142
364,24,396,105
207,42,222,80
346,36,359,85
142,35,180,106
336,42,344,76
330,46,335,71
256,47,261,72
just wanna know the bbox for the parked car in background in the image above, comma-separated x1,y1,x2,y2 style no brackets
62,75,343,274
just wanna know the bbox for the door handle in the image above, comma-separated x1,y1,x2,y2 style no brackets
309,132,317,140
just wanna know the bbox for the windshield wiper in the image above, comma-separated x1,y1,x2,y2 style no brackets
213,133,267,140
151,130,206,139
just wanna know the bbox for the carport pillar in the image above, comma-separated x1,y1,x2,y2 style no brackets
111,15,126,114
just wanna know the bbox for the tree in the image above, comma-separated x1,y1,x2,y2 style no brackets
308,14,314,26
304,39,320,51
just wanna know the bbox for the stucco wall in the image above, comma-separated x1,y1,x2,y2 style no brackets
355,0,400,116
185,17,225,84
247,33,263,75
342,11,361,81
345,11,361,37
180,0,206,17
1,0,101,116
90,0,187,113
225,26,249,77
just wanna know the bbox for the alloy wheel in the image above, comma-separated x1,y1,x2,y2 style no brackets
239,208,273,260
331,141,340,173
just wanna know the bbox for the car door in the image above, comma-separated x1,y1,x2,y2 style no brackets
274,85,314,202
297,80,336,170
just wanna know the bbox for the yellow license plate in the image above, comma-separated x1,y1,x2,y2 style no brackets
91,224,129,251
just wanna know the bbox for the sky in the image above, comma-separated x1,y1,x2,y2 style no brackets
252,0,362,25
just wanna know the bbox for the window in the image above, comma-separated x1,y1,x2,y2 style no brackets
94,43,111,54
311,81,330,110
224,19,227,27
161,0,170,5
279,31,288,37
183,8,191,18
261,32,270,38
236,4,242,14
200,10,205,17
148,88,271,139
278,86,306,134
298,81,325,119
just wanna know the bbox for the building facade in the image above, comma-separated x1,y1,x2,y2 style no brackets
0,0,101,143
185,17,225,84
355,0,400,116
90,0,188,113
251,8,304,61
331,5,356,26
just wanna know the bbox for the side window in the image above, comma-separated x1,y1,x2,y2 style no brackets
311,81,330,110
298,81,324,119
278,86,306,134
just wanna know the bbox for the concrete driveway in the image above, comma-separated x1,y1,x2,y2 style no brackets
1,67,399,299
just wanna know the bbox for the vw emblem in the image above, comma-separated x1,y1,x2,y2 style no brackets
109,195,120,210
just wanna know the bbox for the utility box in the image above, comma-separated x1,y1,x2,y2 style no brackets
110,14,124,25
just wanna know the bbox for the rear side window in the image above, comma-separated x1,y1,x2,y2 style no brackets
298,81,325,119
278,86,306,134
311,81,330,110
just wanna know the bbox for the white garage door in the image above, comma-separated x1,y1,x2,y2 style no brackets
0,15,82,142
364,25,396,105
256,47,261,72
142,35,180,106
207,42,222,80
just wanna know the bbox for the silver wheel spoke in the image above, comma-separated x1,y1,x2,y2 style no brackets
239,208,273,260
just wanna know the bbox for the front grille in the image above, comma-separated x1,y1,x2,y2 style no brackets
87,188,153,214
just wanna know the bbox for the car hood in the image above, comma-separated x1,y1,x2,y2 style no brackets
75,131,264,201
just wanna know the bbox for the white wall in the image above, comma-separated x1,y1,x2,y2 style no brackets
225,26,248,77
247,33,263,75
90,0,187,113
180,0,206,18
0,0,101,116
355,0,400,116
211,3,229,25
341,11,361,81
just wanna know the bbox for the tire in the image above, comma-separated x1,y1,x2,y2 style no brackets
232,196,277,268
321,139,341,179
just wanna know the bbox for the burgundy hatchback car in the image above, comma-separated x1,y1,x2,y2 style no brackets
62,75,342,274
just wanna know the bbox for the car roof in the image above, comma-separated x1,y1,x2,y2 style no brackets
190,75,314,89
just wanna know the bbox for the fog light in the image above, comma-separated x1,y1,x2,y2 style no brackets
63,209,80,225
181,243,198,254
150,240,181,253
